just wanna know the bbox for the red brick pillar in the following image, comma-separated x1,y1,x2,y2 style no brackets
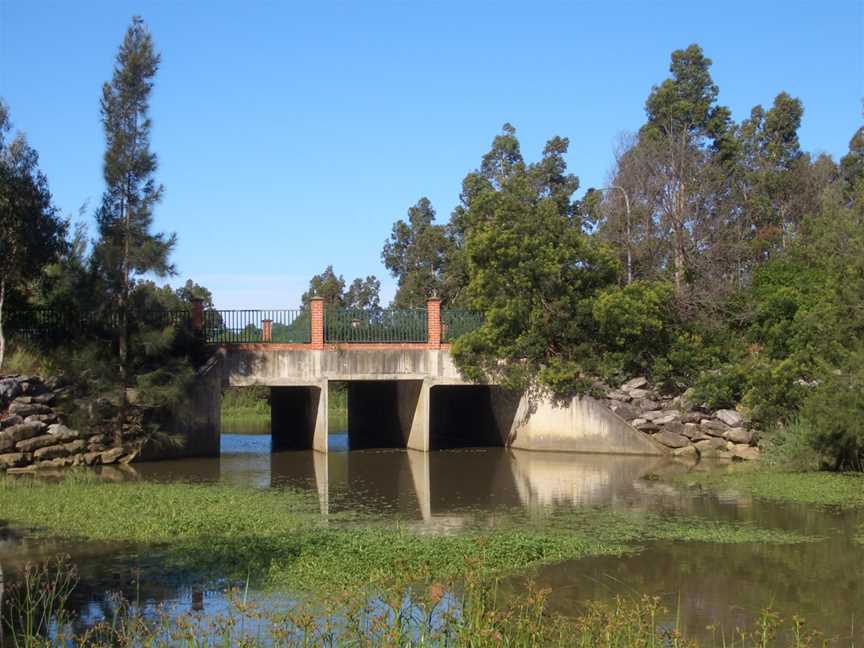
310,297,325,348
427,298,441,348
262,319,272,343
191,299,204,335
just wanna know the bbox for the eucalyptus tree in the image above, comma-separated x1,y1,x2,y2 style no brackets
0,101,67,369
92,17,175,415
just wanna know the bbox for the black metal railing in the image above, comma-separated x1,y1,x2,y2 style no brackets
441,309,483,342
325,308,427,343
204,310,310,344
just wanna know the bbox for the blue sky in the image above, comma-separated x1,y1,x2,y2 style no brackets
1,1,862,308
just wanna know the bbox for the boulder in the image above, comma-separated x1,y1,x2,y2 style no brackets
8,402,52,418
31,393,55,405
37,458,72,470
701,419,730,437
16,434,61,453
0,452,29,469
13,395,33,404
621,377,648,392
681,411,703,424
663,421,689,437
642,410,666,421
630,418,647,427
723,427,753,445
633,398,660,411
653,430,690,449
87,433,109,446
63,440,86,455
0,421,47,450
6,466,37,475
0,378,22,403
682,424,711,442
33,444,71,461
82,451,103,466
607,389,631,402
47,424,80,442
0,415,23,430
610,402,640,420
25,414,59,426
731,444,760,461
100,447,125,465
695,437,726,452
715,409,745,427
654,412,681,426
671,444,699,460
636,422,660,433
629,388,654,400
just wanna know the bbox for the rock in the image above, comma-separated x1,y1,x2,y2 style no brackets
0,452,29,469
723,427,753,445
621,377,648,392
63,440,86,455
731,444,760,461
82,451,103,466
654,412,681,425
100,447,125,465
715,409,745,427
33,444,71,461
607,389,631,402
681,411,703,424
663,421,689,436
629,388,653,399
0,421,47,450
0,378,22,403
642,410,666,421
671,444,699,459
119,450,138,465
610,402,640,420
31,393,55,405
16,434,61,453
87,433,109,446
630,418,647,427
701,419,730,437
633,398,660,411
636,422,660,433
653,430,691,448
695,437,727,452
0,415,23,429
25,414,59,426
13,395,33,404
682,424,711,442
8,402,52,418
37,458,72,470
47,424,79,442
6,466,37,475
670,388,696,412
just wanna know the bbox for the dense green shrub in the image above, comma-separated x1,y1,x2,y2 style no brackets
692,364,749,411
760,418,823,472
798,352,864,471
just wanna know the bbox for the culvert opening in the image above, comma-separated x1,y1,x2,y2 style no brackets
346,380,422,450
429,385,519,450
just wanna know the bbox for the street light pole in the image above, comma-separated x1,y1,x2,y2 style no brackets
598,185,632,285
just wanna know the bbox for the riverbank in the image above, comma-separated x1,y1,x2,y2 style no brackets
221,385,348,433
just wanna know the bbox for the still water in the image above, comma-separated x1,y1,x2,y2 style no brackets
2,432,863,642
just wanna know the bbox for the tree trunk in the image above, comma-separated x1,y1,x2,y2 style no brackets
673,179,687,296
0,278,5,372
117,189,130,445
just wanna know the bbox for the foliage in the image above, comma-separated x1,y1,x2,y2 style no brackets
760,418,823,472
382,197,455,307
301,265,381,310
0,100,68,369
798,351,864,471
692,364,749,411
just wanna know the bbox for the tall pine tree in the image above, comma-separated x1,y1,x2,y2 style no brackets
93,17,176,421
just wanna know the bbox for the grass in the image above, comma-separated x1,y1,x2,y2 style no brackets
0,474,815,594
670,465,864,509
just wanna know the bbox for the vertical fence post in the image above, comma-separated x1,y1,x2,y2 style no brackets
191,299,204,337
310,297,325,349
262,319,273,343
426,297,441,349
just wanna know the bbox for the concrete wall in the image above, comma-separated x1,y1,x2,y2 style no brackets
271,385,327,451
223,348,466,385
506,393,666,456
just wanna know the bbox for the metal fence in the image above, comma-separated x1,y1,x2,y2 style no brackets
325,308,428,343
2,309,118,342
442,309,483,342
204,310,310,344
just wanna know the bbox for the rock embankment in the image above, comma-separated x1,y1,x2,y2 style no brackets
603,377,760,461
0,374,139,474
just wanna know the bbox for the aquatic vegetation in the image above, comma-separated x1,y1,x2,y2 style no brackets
671,467,864,509
1,554,842,647
0,476,815,593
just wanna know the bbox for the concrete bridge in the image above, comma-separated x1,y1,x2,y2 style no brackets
182,297,664,458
